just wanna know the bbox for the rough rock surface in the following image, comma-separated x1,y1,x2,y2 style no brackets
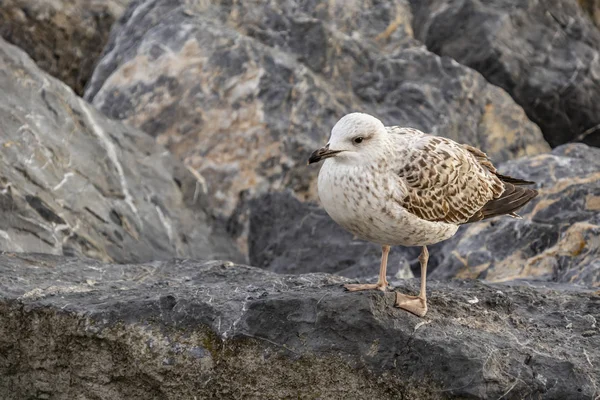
411,0,600,148
431,144,600,286
0,0,131,95
248,191,414,279
85,0,548,227
578,0,600,28
0,38,241,264
0,253,598,399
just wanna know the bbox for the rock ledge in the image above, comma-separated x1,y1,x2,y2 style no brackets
0,253,598,399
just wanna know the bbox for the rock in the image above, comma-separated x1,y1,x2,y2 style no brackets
0,0,131,95
85,0,548,229
0,38,242,264
248,191,414,279
431,144,600,286
0,252,598,399
411,0,600,148
578,0,600,28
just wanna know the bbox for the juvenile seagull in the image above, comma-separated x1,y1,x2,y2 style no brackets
308,113,537,317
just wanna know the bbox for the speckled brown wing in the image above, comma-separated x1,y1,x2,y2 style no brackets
394,134,506,225
460,144,538,223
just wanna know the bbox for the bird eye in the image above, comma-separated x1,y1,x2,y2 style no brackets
353,137,364,144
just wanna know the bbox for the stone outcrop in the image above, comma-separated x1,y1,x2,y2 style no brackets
0,0,131,95
411,0,600,148
0,253,598,399
84,0,548,225
0,38,241,264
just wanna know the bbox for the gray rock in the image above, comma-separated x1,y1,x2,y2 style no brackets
248,191,414,279
85,0,548,230
0,252,598,399
0,0,132,95
579,0,600,27
431,144,600,286
0,38,242,264
411,0,600,147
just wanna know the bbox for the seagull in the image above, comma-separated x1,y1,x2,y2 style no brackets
308,113,538,317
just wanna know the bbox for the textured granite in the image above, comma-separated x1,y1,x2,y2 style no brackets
0,253,598,399
0,37,242,264
0,0,132,95
411,0,600,147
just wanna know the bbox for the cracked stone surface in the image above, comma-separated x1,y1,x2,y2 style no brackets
84,0,548,243
0,0,132,95
0,252,598,399
0,37,242,264
411,0,600,148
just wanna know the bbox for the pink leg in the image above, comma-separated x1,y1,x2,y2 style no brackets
395,246,428,317
344,245,390,292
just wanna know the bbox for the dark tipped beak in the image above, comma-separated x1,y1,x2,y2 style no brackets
308,145,342,164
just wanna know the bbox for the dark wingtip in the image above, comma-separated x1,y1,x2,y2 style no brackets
495,173,536,186
466,183,539,224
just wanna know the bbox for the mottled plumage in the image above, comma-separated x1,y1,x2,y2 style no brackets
308,113,538,317
388,127,536,225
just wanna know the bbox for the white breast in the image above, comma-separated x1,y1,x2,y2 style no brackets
317,159,458,247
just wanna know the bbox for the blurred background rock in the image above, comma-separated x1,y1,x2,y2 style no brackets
0,0,131,95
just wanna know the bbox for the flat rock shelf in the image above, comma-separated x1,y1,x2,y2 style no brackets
0,253,598,399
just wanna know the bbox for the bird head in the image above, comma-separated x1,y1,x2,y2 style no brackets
308,113,388,165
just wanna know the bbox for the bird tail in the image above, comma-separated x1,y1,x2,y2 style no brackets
467,175,538,223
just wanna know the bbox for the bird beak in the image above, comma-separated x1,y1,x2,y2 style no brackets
308,145,342,164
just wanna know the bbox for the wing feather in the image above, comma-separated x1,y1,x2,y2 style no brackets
394,134,508,224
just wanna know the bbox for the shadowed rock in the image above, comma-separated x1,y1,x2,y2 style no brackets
0,38,241,264
0,0,132,95
0,253,597,399
411,0,600,148
84,0,548,233
248,191,414,279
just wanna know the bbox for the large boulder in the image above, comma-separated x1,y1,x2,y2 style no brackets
0,38,241,264
84,0,548,229
0,0,131,95
0,253,598,399
248,191,414,279
411,0,600,148
431,144,600,286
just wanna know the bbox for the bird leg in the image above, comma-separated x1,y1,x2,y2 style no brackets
344,245,390,292
395,246,428,317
